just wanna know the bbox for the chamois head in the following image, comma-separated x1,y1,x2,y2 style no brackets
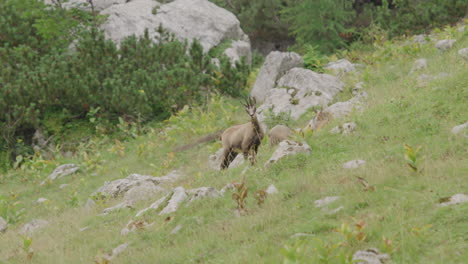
242,97,257,117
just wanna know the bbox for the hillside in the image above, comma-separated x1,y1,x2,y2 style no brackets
1,24,467,263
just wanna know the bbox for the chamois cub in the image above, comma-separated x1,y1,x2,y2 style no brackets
220,97,264,169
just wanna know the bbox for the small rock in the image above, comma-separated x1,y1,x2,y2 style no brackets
104,243,129,261
186,187,220,203
265,184,279,194
413,34,428,44
411,58,427,72
59,184,69,189
325,59,356,75
343,159,366,169
314,196,340,208
170,224,183,234
435,39,456,50
79,226,89,232
265,140,311,166
0,217,7,233
20,219,49,234
458,48,468,59
330,122,357,135
352,248,390,264
439,194,468,207
36,198,49,203
451,121,468,136
41,164,79,185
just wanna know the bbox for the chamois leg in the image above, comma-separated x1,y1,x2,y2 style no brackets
221,149,238,170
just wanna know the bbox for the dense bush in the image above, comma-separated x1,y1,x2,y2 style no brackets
211,0,467,53
0,1,250,164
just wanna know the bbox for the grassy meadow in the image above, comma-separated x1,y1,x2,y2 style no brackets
0,26,467,263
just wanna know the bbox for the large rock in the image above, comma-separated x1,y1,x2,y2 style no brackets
0,216,7,233
20,219,49,234
251,51,303,102
435,39,456,50
102,184,166,214
92,171,179,198
101,0,250,55
208,148,245,171
265,140,311,166
257,68,343,121
352,248,390,264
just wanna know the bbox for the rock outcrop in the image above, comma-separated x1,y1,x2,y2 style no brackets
439,194,468,207
257,67,343,122
265,140,311,166
251,51,303,102
101,0,250,58
435,39,456,50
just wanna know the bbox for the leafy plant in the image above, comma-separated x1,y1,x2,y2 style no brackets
334,219,367,245
404,144,422,172
302,45,328,72
0,194,25,224
281,239,308,264
254,189,267,206
263,108,293,129
232,176,248,211
20,235,34,262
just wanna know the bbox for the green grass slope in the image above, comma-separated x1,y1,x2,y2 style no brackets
0,27,467,263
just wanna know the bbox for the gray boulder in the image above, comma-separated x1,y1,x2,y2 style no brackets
92,171,179,198
352,248,390,264
265,140,311,166
0,217,7,233
458,48,468,59
104,243,129,261
251,51,303,102
41,164,79,185
101,0,250,56
343,159,366,169
20,219,49,235
435,39,456,50
159,187,187,214
265,184,279,194
413,34,428,44
257,68,343,121
411,58,427,72
186,187,221,203
325,59,356,75
330,122,357,135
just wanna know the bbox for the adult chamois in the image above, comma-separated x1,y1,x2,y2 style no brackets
220,97,264,169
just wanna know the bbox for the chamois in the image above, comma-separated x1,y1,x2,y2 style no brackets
220,97,264,169
268,125,292,146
